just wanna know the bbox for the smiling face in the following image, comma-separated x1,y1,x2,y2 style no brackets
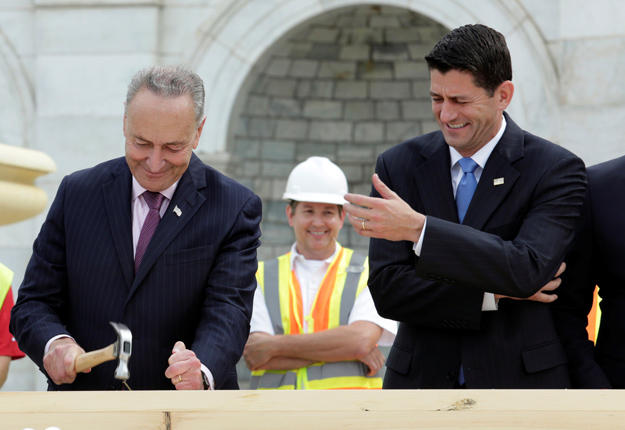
430,69,513,157
124,88,206,192
287,202,345,260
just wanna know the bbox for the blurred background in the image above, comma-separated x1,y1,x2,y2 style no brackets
1,0,624,390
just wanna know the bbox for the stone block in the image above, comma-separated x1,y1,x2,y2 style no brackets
303,100,343,119
356,61,393,79
339,28,384,44
336,15,367,27
241,160,261,177
245,95,271,116
339,45,370,61
248,118,276,138
335,81,368,99
354,122,384,142
401,100,433,120
262,160,295,177
344,101,374,120
376,101,400,120
338,143,375,163
270,98,302,117
395,61,428,79
408,43,433,61
341,164,364,182
422,120,440,134
234,139,261,159
308,27,339,43
265,58,291,77
285,41,313,58
318,61,356,79
296,81,335,98
413,80,431,99
261,140,296,161
386,121,421,142
264,200,289,223
263,78,297,97
370,81,411,99
290,59,319,78
386,28,422,44
296,142,337,160
260,221,294,246
276,119,309,140
309,121,353,142
370,15,401,28
309,43,341,60
271,178,288,200
372,44,409,61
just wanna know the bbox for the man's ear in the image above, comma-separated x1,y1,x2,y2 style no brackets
286,204,294,227
496,80,514,110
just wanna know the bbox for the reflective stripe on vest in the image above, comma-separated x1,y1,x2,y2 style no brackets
251,246,381,389
0,263,13,309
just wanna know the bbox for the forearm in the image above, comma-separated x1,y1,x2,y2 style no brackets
269,321,382,362
256,356,316,371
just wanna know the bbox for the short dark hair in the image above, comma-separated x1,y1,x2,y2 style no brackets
289,200,343,217
425,24,512,96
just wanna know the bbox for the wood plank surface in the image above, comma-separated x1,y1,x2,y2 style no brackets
1,390,623,430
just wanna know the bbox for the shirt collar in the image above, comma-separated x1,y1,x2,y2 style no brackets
449,114,507,170
289,242,340,271
131,176,179,202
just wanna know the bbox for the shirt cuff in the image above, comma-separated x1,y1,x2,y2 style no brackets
482,293,499,311
201,364,215,390
412,216,427,256
45,334,75,356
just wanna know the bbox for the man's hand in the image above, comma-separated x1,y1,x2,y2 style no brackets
344,174,425,243
358,346,385,376
43,337,87,385
496,262,566,303
243,332,275,371
165,341,203,390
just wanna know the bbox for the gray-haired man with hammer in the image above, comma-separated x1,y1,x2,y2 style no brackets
11,65,262,390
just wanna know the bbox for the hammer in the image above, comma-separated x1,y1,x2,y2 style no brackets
74,322,132,382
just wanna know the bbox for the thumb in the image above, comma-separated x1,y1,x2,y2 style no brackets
172,341,186,354
372,174,397,200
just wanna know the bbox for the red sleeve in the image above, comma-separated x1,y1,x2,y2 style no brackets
0,288,25,360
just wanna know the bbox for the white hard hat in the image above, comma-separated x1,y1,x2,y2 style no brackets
283,156,348,205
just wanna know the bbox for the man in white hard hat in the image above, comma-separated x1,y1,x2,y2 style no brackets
243,156,396,389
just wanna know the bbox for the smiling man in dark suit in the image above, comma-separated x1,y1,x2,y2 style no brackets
11,65,262,390
344,24,587,389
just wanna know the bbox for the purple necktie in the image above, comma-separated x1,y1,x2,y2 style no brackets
135,191,165,273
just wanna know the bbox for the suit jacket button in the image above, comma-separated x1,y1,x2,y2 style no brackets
447,371,456,381
443,278,449,284
442,320,449,327
462,321,468,328
428,275,436,281
450,280,456,285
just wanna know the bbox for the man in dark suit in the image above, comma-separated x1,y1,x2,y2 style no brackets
551,156,625,389
343,24,587,389
10,65,262,390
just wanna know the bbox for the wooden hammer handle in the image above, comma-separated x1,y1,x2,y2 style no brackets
75,343,116,373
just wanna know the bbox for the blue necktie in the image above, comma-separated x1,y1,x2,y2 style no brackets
455,157,478,387
456,157,478,224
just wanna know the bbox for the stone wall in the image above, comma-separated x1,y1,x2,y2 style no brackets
229,5,447,260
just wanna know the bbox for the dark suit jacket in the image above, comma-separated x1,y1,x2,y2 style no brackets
552,156,625,388
368,113,587,389
10,154,262,390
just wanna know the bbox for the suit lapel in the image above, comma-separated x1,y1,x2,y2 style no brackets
130,154,207,296
413,134,458,222
462,112,523,229
103,159,134,289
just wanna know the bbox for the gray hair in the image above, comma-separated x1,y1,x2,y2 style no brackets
125,64,205,126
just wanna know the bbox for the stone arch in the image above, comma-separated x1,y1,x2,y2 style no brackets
187,0,559,259
0,28,35,148
188,0,559,155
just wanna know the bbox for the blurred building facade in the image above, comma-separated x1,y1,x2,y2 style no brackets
1,0,624,390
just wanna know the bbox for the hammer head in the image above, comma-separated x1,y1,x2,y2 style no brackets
110,321,132,381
